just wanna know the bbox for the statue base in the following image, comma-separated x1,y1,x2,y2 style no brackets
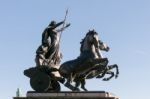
13,91,119,99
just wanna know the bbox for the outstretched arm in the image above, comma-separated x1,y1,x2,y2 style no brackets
52,21,64,29
56,23,70,32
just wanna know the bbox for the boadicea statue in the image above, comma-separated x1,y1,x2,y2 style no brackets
24,13,119,92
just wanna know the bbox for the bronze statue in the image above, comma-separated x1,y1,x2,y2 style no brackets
35,20,70,67
24,23,119,92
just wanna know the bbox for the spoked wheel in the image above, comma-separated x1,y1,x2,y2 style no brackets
48,80,61,92
30,71,51,92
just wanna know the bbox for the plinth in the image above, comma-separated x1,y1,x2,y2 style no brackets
13,91,119,99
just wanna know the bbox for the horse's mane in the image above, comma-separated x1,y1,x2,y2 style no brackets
80,38,85,52
80,30,98,52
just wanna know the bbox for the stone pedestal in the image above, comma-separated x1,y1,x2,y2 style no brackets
13,91,119,99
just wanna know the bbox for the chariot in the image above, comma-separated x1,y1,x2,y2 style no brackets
24,30,119,92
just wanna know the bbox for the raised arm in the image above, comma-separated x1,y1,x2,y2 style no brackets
56,23,70,32
52,21,64,29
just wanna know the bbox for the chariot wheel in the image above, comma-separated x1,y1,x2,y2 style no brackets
30,71,51,92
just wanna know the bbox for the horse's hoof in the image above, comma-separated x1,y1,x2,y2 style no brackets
84,89,88,91
73,87,80,92
115,75,118,78
103,78,109,81
114,64,118,66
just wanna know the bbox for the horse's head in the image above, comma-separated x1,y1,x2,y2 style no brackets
87,30,110,52
87,30,100,46
80,30,110,53
99,40,110,52
80,30,99,52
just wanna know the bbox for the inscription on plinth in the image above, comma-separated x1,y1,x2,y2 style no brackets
13,91,119,99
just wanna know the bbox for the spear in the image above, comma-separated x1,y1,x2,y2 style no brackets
60,8,69,38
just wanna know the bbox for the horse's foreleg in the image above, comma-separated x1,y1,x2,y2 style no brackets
96,68,108,78
103,71,114,81
107,64,119,78
96,72,106,78
92,58,108,66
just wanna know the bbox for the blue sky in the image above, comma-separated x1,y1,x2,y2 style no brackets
0,0,150,99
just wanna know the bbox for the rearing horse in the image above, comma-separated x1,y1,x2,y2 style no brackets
59,30,109,91
73,31,119,91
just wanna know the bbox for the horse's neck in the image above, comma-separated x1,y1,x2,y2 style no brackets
98,50,104,58
81,41,96,58
81,41,104,59
82,38,92,51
